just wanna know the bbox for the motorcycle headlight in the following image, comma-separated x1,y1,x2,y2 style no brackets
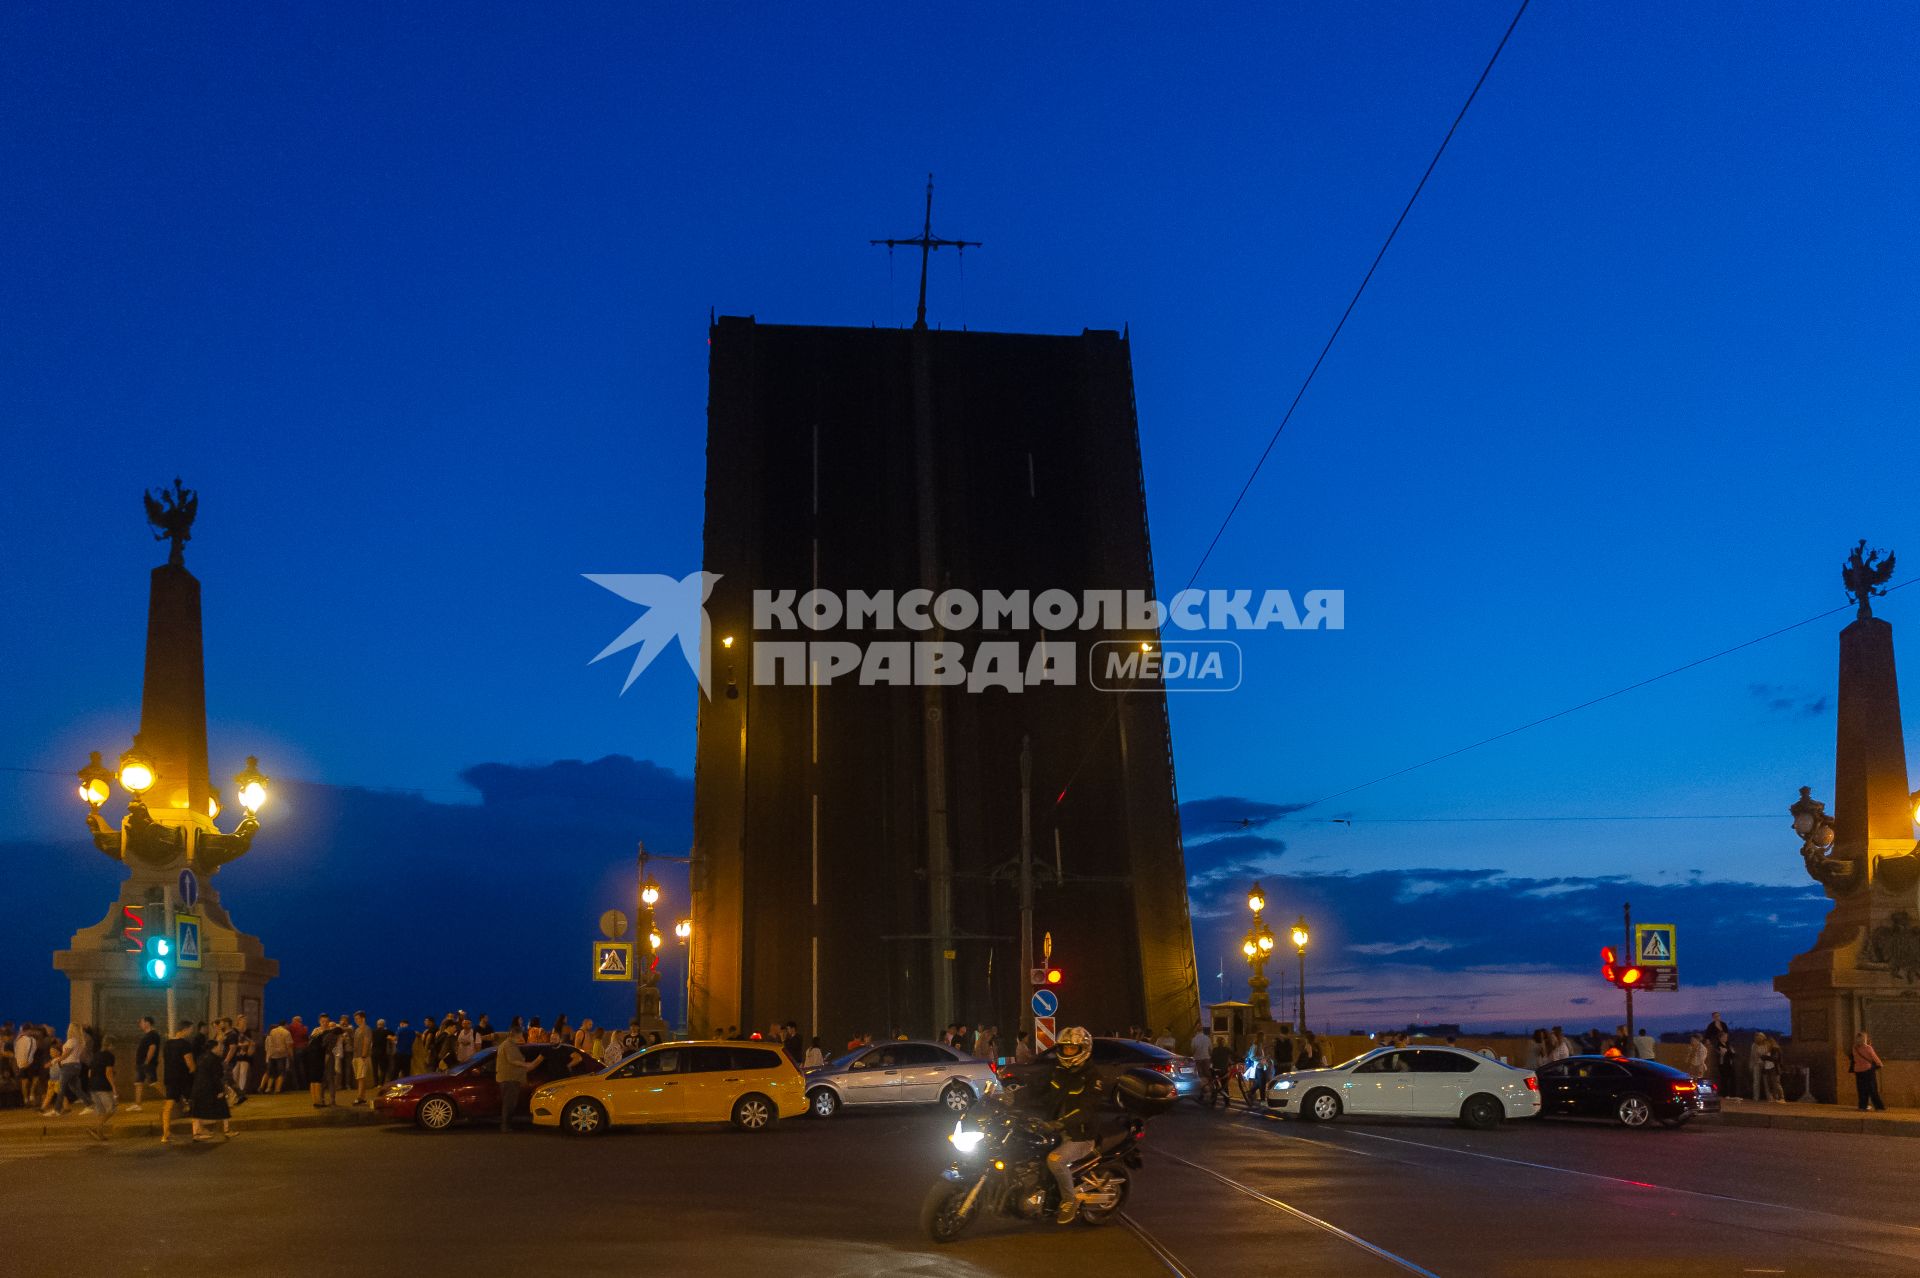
947,1120,985,1153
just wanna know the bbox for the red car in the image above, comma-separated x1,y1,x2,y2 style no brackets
376,1044,604,1131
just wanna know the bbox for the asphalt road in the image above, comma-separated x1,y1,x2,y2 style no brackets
3,1101,1917,1277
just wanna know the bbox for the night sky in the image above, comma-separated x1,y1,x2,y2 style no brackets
3,3,1914,1033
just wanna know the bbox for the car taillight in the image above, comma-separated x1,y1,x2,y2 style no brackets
1671,1081,1696,1094
1525,1076,1538,1091
1156,1061,1175,1075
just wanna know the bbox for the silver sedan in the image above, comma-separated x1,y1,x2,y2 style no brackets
804,1040,998,1118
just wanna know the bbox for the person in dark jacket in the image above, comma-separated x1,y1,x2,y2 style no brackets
1044,1027,1100,1224
188,1036,232,1141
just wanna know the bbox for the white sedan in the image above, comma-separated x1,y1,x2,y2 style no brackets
1266,1045,1540,1129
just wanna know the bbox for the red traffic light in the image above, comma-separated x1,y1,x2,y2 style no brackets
1600,945,1617,983
1619,966,1644,987
1045,968,1062,985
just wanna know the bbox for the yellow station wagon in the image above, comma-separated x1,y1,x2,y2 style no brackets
531,1040,806,1135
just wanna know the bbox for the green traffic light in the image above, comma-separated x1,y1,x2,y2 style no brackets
146,958,168,981
156,937,171,957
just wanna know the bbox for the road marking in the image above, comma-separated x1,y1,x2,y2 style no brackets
1155,1147,1441,1277
1120,1212,1199,1278
1254,1117,1920,1239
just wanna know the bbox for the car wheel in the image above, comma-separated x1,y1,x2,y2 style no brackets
1302,1089,1341,1122
414,1095,458,1131
940,1082,974,1113
809,1087,840,1119
1615,1094,1653,1128
1460,1094,1504,1131
561,1097,607,1137
732,1093,776,1131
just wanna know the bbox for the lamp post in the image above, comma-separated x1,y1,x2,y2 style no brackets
1290,916,1310,1035
674,918,693,1033
632,841,695,1034
1243,883,1275,1020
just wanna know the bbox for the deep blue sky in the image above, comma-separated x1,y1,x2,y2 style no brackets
3,2,1915,1030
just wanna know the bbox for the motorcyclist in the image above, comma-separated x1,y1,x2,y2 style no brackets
1044,1027,1100,1223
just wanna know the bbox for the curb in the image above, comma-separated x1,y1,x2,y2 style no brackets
0,1107,383,1146
1719,1106,1920,1138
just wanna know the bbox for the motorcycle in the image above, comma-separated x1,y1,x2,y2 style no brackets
921,1106,1143,1242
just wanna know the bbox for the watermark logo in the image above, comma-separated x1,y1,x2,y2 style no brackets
587,580,1336,697
1090,640,1243,693
584,571,719,695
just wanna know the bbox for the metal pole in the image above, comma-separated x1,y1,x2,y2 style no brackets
1019,735,1033,1036
1623,901,1634,1042
1297,945,1307,1037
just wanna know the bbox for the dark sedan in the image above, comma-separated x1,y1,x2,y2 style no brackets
1536,1055,1720,1129
376,1043,603,1131
995,1037,1199,1099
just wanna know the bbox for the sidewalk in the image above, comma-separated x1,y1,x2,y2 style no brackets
1719,1096,1920,1137
0,1091,384,1144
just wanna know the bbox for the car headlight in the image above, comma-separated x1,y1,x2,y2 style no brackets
383,1083,412,1097
1275,1079,1294,1091
947,1120,985,1153
532,1086,557,1102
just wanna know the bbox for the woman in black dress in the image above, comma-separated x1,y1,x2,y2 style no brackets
188,1037,232,1141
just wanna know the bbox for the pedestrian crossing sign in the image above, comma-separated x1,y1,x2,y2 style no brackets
593,940,634,982
175,913,202,969
1634,923,1676,967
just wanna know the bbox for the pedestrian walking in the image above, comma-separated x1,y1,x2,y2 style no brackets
84,1029,117,1141
371,1018,391,1085
494,1025,536,1132
352,1011,373,1106
390,1020,415,1083
1761,1033,1785,1102
265,1021,292,1093
287,1016,310,1089
1851,1030,1886,1112
1685,1033,1709,1079
125,1015,158,1111
1244,1032,1271,1105
161,1021,194,1144
188,1035,232,1141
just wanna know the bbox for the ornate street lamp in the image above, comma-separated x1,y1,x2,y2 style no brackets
1291,915,1310,1035
116,739,156,798
76,753,112,810
1243,882,1273,1020
233,756,270,814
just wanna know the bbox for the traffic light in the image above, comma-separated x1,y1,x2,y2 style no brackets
121,904,145,954
143,933,174,984
1599,946,1642,988
1045,967,1063,986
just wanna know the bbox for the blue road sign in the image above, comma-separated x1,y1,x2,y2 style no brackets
175,914,203,969
1030,988,1058,1018
178,869,199,907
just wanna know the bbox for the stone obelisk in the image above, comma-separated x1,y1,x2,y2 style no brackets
1776,542,1920,1104
55,483,277,1062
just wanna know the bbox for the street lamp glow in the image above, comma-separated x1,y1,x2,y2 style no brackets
721,635,735,649
77,752,112,808
1291,917,1310,951
207,791,222,819
1242,939,1257,958
1258,932,1274,953
641,878,661,907
1247,883,1266,915
117,742,156,796
674,918,692,940
233,756,270,813
648,930,663,951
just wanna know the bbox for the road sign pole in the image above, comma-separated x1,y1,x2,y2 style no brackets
1019,736,1034,1038
1623,901,1634,1041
